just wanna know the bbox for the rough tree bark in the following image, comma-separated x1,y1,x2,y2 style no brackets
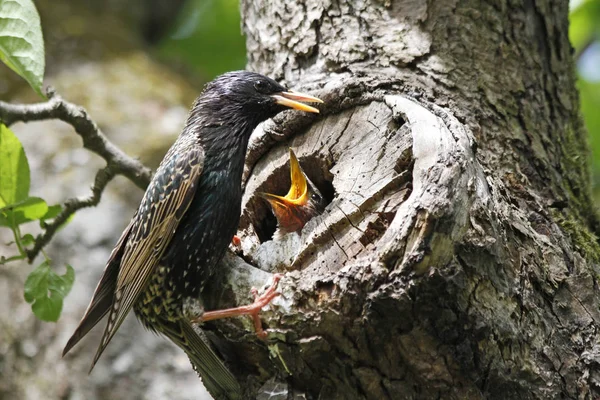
200,1,600,399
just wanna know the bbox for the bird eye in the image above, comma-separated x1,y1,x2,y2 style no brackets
254,80,268,93
311,193,321,202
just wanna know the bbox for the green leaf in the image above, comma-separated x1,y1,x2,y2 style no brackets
48,264,74,298
20,233,34,245
24,263,75,322
0,124,30,208
31,293,62,322
0,196,48,226
0,0,45,97
24,261,50,303
41,204,62,220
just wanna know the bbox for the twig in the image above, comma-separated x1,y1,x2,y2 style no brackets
0,88,152,189
26,165,117,262
0,88,153,262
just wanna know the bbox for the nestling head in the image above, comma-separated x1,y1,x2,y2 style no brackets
260,148,327,238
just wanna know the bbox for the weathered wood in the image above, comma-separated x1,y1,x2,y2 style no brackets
200,0,600,399
2,1,598,399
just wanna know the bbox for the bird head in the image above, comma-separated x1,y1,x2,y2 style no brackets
200,71,323,123
260,148,326,238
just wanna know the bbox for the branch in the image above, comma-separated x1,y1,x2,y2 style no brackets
0,88,152,189
27,165,117,262
0,88,153,262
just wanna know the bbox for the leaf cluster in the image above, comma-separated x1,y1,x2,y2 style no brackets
0,0,72,321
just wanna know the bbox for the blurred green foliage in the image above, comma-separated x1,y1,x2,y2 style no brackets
570,0,600,199
157,0,246,80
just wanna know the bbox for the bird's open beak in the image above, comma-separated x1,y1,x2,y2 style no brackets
271,90,323,113
259,148,309,210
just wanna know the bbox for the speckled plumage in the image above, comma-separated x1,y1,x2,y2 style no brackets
62,71,321,400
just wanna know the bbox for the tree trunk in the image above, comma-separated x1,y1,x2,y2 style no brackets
202,1,600,399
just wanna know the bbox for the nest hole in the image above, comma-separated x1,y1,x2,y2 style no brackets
254,155,335,243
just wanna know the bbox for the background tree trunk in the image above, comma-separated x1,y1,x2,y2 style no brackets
201,1,600,398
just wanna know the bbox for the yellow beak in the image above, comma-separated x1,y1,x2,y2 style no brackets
271,90,323,113
259,148,309,209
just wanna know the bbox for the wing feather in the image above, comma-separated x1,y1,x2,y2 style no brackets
89,143,204,370
62,216,136,356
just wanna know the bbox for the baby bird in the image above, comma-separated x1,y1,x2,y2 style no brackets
260,148,326,239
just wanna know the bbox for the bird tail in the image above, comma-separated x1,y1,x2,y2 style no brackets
161,319,242,400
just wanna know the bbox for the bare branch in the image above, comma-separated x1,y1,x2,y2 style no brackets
27,165,117,262
0,88,153,262
0,88,152,189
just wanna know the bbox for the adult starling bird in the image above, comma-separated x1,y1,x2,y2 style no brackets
260,148,326,239
62,71,323,400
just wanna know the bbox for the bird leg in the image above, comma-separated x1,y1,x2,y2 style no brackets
190,274,283,338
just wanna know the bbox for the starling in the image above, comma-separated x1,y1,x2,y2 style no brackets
62,71,323,400
260,148,326,239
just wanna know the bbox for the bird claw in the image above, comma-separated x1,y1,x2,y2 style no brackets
191,274,283,339
248,274,282,338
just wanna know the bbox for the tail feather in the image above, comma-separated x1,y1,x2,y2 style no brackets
162,320,242,400
62,291,113,357
63,218,134,358
62,246,120,358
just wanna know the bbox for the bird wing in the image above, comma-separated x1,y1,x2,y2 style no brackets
90,143,205,370
62,215,135,357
